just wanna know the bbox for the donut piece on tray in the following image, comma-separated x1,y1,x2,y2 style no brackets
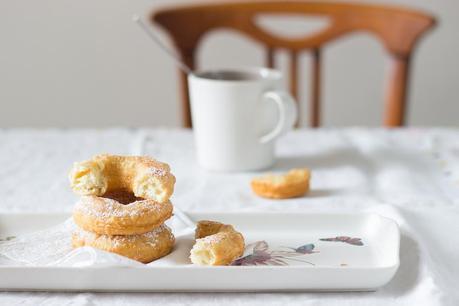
190,220,245,266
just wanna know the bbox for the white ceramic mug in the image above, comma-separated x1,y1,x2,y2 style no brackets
188,67,297,171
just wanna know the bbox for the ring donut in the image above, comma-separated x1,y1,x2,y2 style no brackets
190,220,245,266
73,194,173,235
69,154,175,203
72,224,175,263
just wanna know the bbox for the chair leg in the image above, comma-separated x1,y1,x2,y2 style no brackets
384,55,411,127
179,70,192,128
178,50,195,128
310,49,321,128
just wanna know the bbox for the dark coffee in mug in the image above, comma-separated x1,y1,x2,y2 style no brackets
196,70,264,81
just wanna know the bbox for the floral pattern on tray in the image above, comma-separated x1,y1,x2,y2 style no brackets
232,236,364,266
320,236,364,246
232,241,317,266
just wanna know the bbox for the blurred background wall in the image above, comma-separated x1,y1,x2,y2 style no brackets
0,0,456,127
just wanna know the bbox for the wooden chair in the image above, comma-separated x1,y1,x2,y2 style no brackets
152,1,435,128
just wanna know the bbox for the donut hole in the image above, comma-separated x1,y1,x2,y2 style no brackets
102,189,143,205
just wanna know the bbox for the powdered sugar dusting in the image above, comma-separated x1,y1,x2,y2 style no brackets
74,196,164,219
74,224,171,249
199,233,225,246
150,167,167,177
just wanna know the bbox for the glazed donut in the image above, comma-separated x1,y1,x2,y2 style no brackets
69,154,175,203
190,220,245,266
251,168,311,199
73,194,173,235
72,224,175,263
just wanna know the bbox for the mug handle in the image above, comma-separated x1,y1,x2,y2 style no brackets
259,90,298,144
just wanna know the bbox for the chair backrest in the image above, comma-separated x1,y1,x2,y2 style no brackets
152,1,435,128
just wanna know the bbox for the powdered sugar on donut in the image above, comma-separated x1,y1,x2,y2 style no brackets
72,194,173,236
74,196,163,218
149,167,167,177
72,224,175,262
69,154,176,203
73,224,172,248
199,233,225,246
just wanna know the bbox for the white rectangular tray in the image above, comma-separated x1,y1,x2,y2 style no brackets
0,212,400,292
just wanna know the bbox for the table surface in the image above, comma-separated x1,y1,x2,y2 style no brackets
0,128,458,306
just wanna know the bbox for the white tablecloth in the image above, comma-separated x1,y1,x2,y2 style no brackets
0,128,458,305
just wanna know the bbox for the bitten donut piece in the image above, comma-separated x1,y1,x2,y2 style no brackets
69,154,175,203
72,224,175,263
190,220,245,266
73,195,173,235
251,168,311,199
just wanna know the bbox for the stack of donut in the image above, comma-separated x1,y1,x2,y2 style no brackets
68,154,176,263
